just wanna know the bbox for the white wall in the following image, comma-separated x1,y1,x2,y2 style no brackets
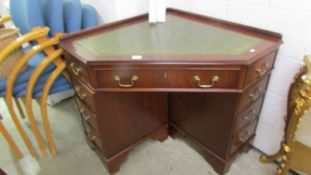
0,0,9,16
81,0,172,23
170,0,311,154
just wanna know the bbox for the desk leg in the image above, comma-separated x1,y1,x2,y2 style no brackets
103,126,168,174
105,152,129,175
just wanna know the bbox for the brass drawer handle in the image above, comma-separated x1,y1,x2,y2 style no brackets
75,86,87,100
243,109,257,121
249,88,262,101
193,75,220,88
69,62,83,76
256,63,269,77
239,131,250,143
114,75,139,88
80,108,91,121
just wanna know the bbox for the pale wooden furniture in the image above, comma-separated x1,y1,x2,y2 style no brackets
261,55,311,175
0,25,69,157
0,113,23,159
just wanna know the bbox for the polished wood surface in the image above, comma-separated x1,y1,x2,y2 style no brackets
238,76,269,112
95,92,168,157
236,97,264,132
61,8,282,175
170,93,238,158
61,9,281,65
76,98,99,133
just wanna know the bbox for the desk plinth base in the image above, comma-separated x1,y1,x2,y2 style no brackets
169,123,233,175
87,125,168,175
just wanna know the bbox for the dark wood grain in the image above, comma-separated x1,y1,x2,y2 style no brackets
235,97,264,133
76,98,99,133
238,76,269,112
170,92,239,158
61,9,282,175
244,51,277,86
95,92,168,158
71,77,97,112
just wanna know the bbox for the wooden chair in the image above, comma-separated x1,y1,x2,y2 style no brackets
0,27,70,158
260,55,311,175
0,26,50,157
0,16,27,120
0,113,23,159
0,15,70,158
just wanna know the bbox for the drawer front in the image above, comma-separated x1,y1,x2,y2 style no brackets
76,98,99,133
236,97,263,131
83,120,103,152
238,76,269,112
245,51,276,86
94,69,166,88
230,121,257,155
166,69,240,89
64,52,90,84
71,77,96,112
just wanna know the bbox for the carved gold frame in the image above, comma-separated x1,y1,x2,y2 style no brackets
260,55,311,175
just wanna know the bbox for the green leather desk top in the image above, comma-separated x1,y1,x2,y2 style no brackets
74,15,263,57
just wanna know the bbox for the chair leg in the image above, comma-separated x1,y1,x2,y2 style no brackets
39,63,66,158
3,99,36,157
0,115,23,159
25,49,63,158
14,98,26,119
24,95,48,157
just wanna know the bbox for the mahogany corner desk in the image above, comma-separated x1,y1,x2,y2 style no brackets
60,9,282,175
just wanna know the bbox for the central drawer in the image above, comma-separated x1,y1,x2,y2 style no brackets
94,69,166,88
166,69,240,89
92,67,241,89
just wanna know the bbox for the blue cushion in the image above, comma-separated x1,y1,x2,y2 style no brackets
10,0,45,34
0,64,55,93
63,0,82,33
0,72,53,97
41,0,65,36
81,4,98,29
14,75,70,97
23,45,50,67
11,72,60,95
33,81,72,98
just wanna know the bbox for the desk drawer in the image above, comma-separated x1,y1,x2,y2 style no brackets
238,76,269,112
245,51,276,86
230,120,257,155
71,77,96,112
83,120,103,152
236,97,263,131
94,69,166,88
76,98,99,133
64,52,90,84
166,69,240,89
